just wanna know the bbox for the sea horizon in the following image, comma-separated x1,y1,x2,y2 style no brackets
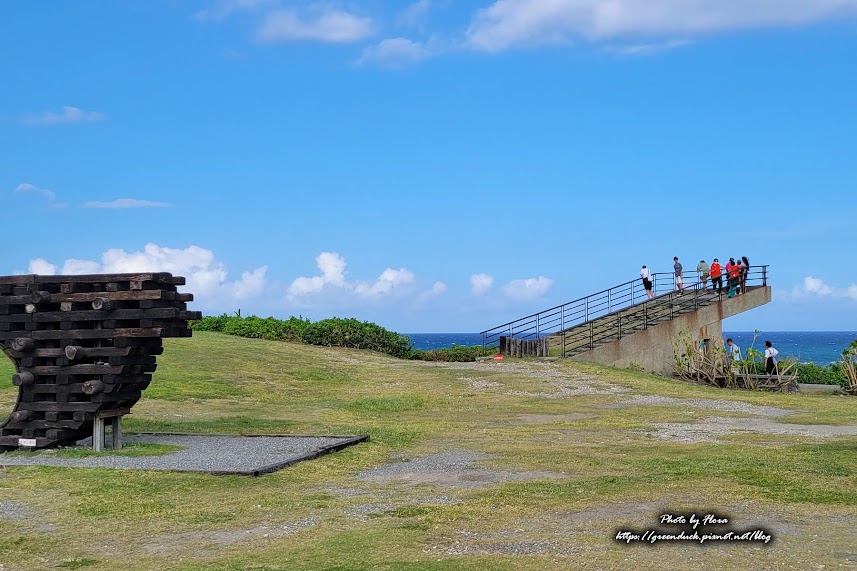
405,331,857,365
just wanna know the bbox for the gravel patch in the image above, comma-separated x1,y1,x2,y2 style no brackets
644,416,857,443
358,450,566,489
599,394,796,417
0,434,366,475
0,499,33,520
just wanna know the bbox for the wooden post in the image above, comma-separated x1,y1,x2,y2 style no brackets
92,417,105,452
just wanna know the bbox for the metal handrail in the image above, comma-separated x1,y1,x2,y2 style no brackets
481,265,769,355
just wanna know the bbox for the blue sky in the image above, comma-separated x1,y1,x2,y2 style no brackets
2,1,855,333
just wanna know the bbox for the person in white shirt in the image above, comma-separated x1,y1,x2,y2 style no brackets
726,338,742,363
764,340,779,376
640,265,654,300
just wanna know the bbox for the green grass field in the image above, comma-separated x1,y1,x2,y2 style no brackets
1,331,856,570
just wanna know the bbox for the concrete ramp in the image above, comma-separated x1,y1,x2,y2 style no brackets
565,286,771,374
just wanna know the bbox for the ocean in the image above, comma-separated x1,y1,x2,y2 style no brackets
404,332,857,365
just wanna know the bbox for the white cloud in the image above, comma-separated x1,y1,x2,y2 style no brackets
23,243,269,308
355,268,416,297
288,252,416,301
60,259,102,275
502,276,554,300
358,37,433,67
466,0,857,52
257,6,374,43
789,276,857,301
14,182,68,208
24,106,105,125
28,258,58,275
287,252,348,296
802,276,835,296
82,198,170,209
419,281,448,302
471,273,494,295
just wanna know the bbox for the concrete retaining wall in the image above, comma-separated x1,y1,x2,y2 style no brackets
569,286,771,375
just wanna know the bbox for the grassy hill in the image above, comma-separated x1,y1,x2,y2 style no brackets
1,331,856,570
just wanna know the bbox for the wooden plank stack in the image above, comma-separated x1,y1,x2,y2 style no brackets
0,273,199,451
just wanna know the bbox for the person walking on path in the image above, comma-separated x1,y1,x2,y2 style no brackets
726,338,742,363
710,258,723,294
764,340,779,376
641,265,654,300
696,260,710,289
673,257,684,293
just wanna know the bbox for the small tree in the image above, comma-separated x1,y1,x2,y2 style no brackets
671,330,729,386
841,341,857,395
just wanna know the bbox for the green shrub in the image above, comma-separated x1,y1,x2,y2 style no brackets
409,345,494,362
301,317,412,358
795,362,848,388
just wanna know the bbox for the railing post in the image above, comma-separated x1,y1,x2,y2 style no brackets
562,331,567,358
536,313,540,339
585,297,589,321
763,265,767,286
561,304,565,331
608,289,612,313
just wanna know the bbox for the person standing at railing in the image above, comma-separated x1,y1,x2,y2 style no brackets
710,259,723,293
641,265,654,300
727,260,741,298
696,260,710,289
673,257,684,293
740,256,750,293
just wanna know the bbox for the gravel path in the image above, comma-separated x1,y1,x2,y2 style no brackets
0,434,366,475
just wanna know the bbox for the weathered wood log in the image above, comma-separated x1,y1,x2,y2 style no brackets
10,337,35,352
92,297,115,311
60,302,74,311
65,345,85,360
10,411,33,422
12,372,35,386
29,291,51,304
82,380,105,395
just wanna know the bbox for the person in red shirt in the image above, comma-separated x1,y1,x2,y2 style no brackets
727,261,741,297
709,258,723,293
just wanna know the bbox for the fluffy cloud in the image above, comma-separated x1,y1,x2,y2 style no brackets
24,244,268,308
24,106,105,125
257,6,374,43
81,198,170,209
792,276,857,301
355,268,416,297
359,37,433,67
418,281,448,302
466,0,857,51
471,273,494,295
502,276,554,300
288,252,415,300
287,252,348,296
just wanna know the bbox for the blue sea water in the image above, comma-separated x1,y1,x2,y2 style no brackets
405,332,857,365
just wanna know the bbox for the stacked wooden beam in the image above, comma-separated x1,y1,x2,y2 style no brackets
0,273,198,451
